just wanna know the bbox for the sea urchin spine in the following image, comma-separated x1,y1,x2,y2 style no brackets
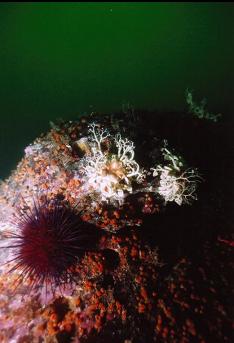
7,199,101,290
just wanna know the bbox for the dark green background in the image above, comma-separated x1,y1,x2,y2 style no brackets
0,2,233,179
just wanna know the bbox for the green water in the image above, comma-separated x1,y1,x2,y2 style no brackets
0,2,233,178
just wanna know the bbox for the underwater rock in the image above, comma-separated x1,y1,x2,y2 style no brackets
0,110,232,343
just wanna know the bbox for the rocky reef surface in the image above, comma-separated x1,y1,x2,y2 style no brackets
0,109,233,342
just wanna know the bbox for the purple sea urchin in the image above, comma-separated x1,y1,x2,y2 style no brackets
7,199,101,290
